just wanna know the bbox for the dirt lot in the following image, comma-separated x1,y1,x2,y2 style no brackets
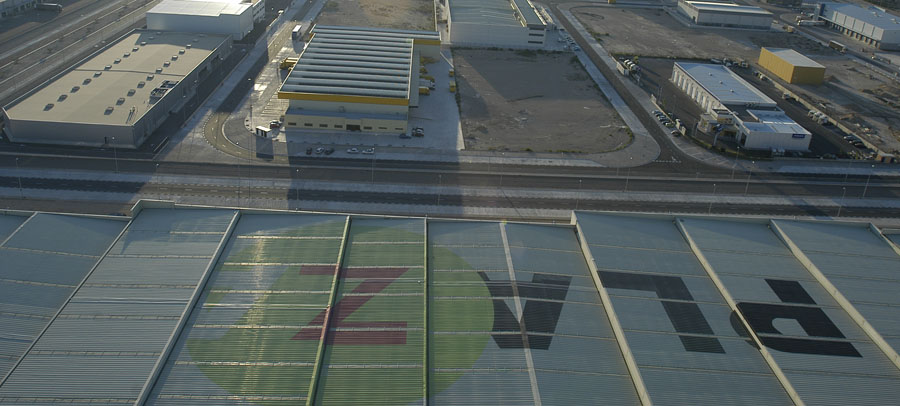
316,0,434,31
574,7,832,61
454,49,631,153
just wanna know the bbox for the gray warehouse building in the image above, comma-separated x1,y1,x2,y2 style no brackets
677,0,773,30
446,0,547,48
2,202,900,404
816,2,900,50
2,30,232,149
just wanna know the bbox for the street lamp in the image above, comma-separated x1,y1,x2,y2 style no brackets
371,149,376,184
837,186,847,217
708,183,716,215
14,157,23,199
731,146,740,179
111,136,119,173
295,168,300,207
437,174,443,208
862,165,875,198
576,179,582,211
247,78,253,129
744,161,754,195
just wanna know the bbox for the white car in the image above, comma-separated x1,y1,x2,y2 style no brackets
347,148,359,154
362,148,375,155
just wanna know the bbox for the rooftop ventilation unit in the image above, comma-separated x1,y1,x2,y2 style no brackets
116,97,126,105
171,55,178,61
133,47,139,52
140,41,147,46
44,103,54,111
70,86,80,93
83,78,92,85
114,58,121,64
94,71,102,77
147,74,155,80
163,61,170,67
148,36,155,40
104,65,112,70
138,81,146,88
179,49,185,54
57,94,67,101
104,106,114,114
127,89,136,96
124,52,131,57
186,44,192,49
156,67,163,73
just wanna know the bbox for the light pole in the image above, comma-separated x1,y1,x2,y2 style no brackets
437,174,442,207
247,78,253,129
155,163,160,200
111,136,119,173
576,179,582,211
862,165,874,198
295,168,300,207
708,183,716,215
837,186,847,217
744,160,754,195
624,157,633,192
731,146,740,179
14,157,23,199
371,149,376,184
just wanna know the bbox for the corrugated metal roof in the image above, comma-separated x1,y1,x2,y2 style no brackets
676,62,776,107
0,214,27,243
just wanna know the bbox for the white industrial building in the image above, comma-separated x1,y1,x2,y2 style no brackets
0,0,35,18
815,2,900,50
147,0,265,41
278,25,440,133
446,0,547,48
671,62,811,151
2,30,232,149
677,0,773,30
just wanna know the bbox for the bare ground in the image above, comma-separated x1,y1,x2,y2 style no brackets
454,49,631,153
316,0,434,31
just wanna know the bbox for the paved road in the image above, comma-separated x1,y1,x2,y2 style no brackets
0,175,894,219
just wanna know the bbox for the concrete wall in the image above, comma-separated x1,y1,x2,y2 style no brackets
448,21,544,48
147,9,253,40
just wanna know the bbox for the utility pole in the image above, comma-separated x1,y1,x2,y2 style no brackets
837,187,847,217
862,165,875,198
744,161,754,195
111,136,119,173
15,157,23,199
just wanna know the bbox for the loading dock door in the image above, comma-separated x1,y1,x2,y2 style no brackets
347,124,361,131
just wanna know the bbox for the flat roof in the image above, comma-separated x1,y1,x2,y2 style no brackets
744,109,811,135
763,47,825,69
148,0,249,17
280,26,439,101
5,30,229,127
676,62,775,106
449,0,538,27
3,204,900,404
820,2,900,31
685,0,772,16
510,0,545,27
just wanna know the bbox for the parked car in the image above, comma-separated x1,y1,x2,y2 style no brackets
362,148,375,154
269,120,280,129
399,133,411,139
664,121,675,128
670,130,680,136
347,147,359,154
306,147,312,155
315,147,324,154
324,147,335,155
412,127,425,137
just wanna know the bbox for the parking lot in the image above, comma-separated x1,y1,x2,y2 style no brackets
453,49,631,153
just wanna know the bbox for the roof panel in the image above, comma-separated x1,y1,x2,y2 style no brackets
3,213,124,256
0,214,27,242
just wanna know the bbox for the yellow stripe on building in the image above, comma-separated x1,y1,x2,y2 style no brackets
277,92,410,105
413,39,442,46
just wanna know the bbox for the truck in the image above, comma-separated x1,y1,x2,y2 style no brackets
292,24,304,41
35,3,63,12
828,40,846,54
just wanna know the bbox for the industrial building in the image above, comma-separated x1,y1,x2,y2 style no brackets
758,47,826,85
2,30,232,149
677,0,773,30
0,0,34,18
671,62,811,151
1,202,900,404
815,2,900,50
446,0,547,48
278,25,440,134
147,0,266,41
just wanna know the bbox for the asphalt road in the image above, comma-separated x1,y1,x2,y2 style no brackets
0,175,893,219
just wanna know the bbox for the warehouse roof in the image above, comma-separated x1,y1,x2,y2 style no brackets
675,62,776,106
683,0,772,15
742,109,811,135
819,2,900,31
2,204,900,404
148,0,250,17
762,47,825,69
279,26,439,102
4,30,230,127
449,0,545,27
